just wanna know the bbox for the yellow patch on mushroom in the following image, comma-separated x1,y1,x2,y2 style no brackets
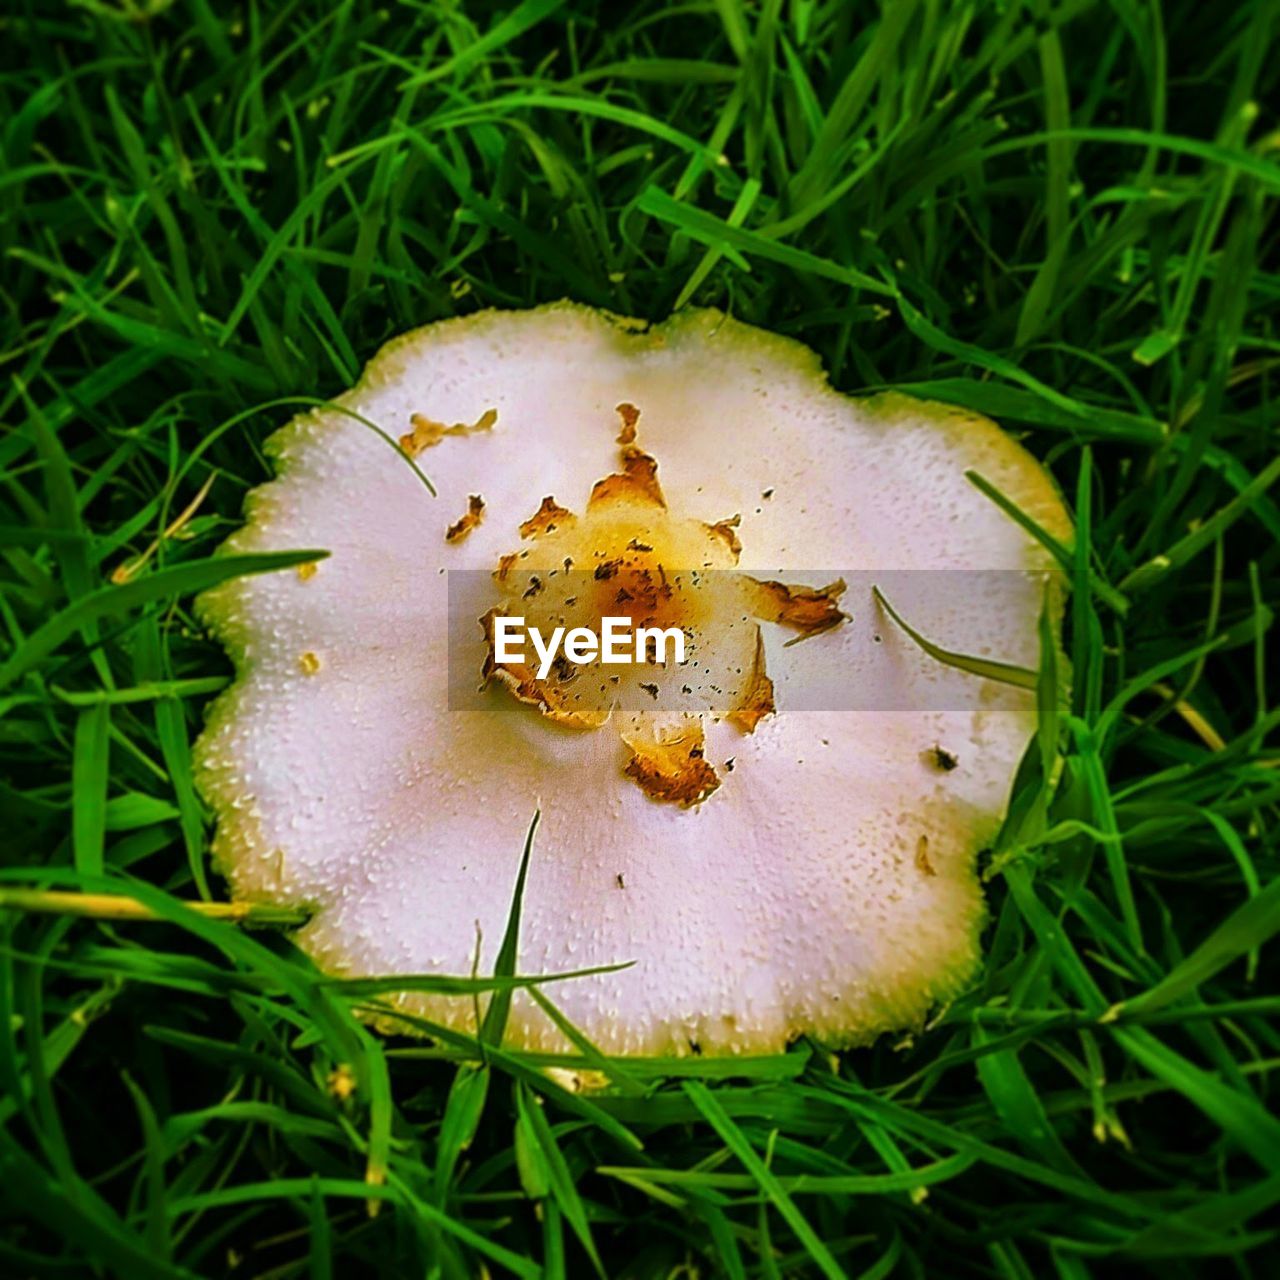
296,561,319,582
480,419,843,804
298,651,321,676
622,722,720,807
444,494,485,544
399,407,497,456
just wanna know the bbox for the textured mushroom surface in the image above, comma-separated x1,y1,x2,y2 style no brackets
195,304,1070,1056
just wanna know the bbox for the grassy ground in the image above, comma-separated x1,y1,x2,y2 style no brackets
2,0,1279,1276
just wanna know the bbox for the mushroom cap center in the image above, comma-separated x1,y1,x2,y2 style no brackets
489,499,752,726
479,405,846,804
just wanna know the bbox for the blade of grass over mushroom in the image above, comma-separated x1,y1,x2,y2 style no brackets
966,469,1128,616
163,397,439,509
872,587,1037,690
322,961,635,999
0,552,328,690
481,809,540,1049
523,986,647,1096
966,470,1074,567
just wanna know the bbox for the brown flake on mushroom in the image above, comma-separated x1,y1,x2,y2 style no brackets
746,576,848,639
588,446,666,510
924,744,960,772
399,407,497,456
622,722,720,807
477,609,609,730
444,494,485,544
915,835,937,877
704,514,742,561
727,629,775,733
519,496,577,539
615,402,640,444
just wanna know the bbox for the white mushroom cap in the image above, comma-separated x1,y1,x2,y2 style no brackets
195,303,1070,1056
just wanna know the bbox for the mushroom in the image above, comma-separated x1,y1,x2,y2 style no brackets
195,304,1069,1056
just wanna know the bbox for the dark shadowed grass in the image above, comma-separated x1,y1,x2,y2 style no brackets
2,0,1278,1275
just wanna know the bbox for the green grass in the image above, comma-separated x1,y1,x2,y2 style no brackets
2,0,1279,1275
